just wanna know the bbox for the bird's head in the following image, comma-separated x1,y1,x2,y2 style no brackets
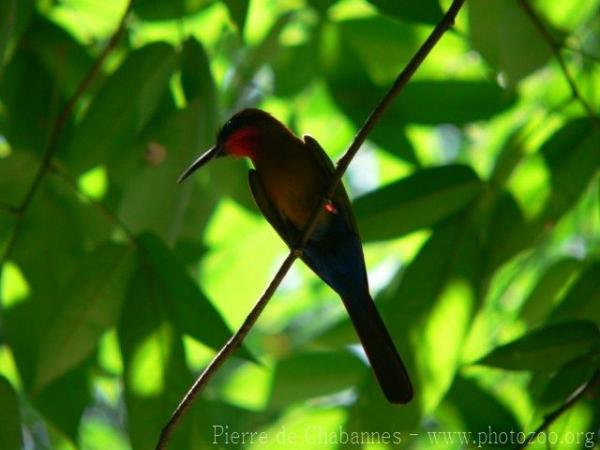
178,108,289,183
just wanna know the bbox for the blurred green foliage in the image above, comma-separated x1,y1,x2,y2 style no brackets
0,0,599,449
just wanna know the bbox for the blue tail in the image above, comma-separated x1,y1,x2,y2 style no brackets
302,213,413,404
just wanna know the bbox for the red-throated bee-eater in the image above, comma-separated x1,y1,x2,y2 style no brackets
179,109,413,404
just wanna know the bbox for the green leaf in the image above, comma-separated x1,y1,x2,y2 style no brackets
0,150,39,206
192,399,274,448
268,351,367,408
63,42,179,174
323,22,516,127
549,261,600,326
223,0,249,31
0,376,22,450
390,80,517,125
0,48,59,153
366,0,444,24
0,0,17,72
181,37,218,121
34,242,135,392
115,103,219,240
477,320,600,371
6,292,92,442
538,354,598,409
442,375,520,434
321,23,417,161
26,16,94,99
482,191,542,273
332,78,517,126
272,27,320,97
337,16,422,85
2,177,111,440
134,0,214,21
224,12,294,107
354,165,482,241
34,365,91,443
541,118,600,219
520,258,583,325
307,0,337,14
137,233,244,356
384,219,481,408
469,0,553,85
117,266,197,450
0,0,35,73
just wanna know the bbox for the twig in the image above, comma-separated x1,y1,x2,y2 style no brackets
0,0,135,266
517,0,600,127
155,1,466,448
516,370,600,449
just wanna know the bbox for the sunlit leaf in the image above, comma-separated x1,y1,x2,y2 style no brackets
79,415,131,450
541,118,600,220
33,365,91,443
520,257,583,325
34,242,135,392
469,0,553,84
477,320,600,371
136,233,251,359
268,351,367,408
134,0,214,21
307,0,337,14
223,0,250,31
367,0,443,24
354,164,482,241
224,12,294,106
115,103,219,240
538,354,598,409
337,16,421,85
442,375,520,434
63,42,179,174
549,261,600,326
118,266,196,450
272,26,320,97
481,190,542,273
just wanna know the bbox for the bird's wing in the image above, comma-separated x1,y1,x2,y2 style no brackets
302,134,360,234
303,134,335,174
248,170,296,245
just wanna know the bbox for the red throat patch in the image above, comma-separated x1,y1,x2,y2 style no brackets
225,126,260,159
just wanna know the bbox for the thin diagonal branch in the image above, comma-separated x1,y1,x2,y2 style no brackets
0,0,135,266
517,0,600,127
155,1,466,448
516,369,600,449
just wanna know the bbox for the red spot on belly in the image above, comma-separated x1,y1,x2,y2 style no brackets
324,201,338,214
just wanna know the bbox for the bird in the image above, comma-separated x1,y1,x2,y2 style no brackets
178,108,413,404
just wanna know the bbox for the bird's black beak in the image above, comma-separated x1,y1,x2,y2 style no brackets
177,144,223,184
